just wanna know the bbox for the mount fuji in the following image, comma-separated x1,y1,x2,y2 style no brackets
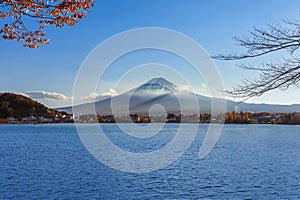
60,77,300,116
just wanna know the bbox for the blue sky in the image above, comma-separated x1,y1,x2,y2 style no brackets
1,0,300,107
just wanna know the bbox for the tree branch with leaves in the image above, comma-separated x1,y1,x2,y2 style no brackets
214,19,300,100
0,0,94,48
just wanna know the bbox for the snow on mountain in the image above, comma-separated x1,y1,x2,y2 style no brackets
133,77,177,96
59,77,300,116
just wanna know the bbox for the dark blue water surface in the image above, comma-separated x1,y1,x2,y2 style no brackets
1,124,300,199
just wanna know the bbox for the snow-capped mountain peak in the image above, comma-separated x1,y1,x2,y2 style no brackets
136,77,177,92
61,77,300,116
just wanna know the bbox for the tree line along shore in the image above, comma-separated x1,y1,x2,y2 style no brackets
2,111,300,125
1,92,300,125
72,111,300,125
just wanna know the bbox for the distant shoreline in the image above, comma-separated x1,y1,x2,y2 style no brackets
2,111,300,125
1,121,300,125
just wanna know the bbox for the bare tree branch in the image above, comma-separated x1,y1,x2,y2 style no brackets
224,58,300,98
213,21,300,60
214,19,300,99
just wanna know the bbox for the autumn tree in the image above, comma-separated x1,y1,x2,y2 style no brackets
214,19,300,99
0,0,94,48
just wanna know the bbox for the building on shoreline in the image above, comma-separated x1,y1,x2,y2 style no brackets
130,114,151,123
165,113,181,123
5,111,300,125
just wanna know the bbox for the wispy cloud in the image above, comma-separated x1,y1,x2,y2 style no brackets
82,89,119,102
102,88,118,97
176,85,193,92
83,92,102,102
23,91,71,101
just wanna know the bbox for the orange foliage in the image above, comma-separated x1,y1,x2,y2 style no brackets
0,0,94,48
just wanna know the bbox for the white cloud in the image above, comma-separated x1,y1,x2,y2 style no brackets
102,88,119,97
24,91,70,101
175,85,193,92
83,92,102,101
82,89,119,102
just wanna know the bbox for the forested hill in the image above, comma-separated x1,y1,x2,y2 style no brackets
0,92,69,119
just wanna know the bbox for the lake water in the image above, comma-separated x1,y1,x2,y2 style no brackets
1,124,299,199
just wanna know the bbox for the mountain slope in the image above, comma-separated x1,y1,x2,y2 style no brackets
0,92,69,119
60,78,300,115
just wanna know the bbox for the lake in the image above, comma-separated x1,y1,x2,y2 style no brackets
1,124,299,199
